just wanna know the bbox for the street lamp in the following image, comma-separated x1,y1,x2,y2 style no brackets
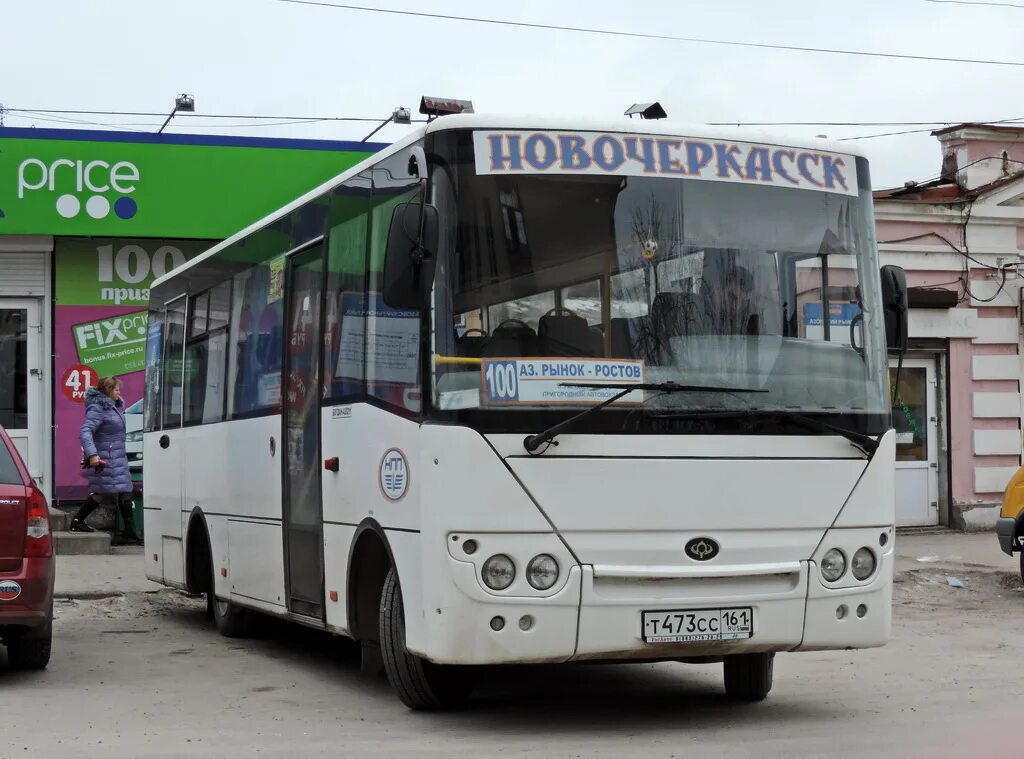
158,94,195,134
361,106,413,142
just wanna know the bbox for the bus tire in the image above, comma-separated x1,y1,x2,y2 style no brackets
209,562,251,638
723,652,774,702
379,567,475,710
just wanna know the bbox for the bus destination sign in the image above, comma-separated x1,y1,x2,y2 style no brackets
473,130,858,196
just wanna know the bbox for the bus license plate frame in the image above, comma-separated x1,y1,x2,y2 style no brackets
641,607,754,644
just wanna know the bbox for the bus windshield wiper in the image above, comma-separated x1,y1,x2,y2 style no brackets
522,381,767,453
644,408,881,457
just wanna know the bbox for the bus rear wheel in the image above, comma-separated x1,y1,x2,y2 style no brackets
379,567,475,710
723,652,774,702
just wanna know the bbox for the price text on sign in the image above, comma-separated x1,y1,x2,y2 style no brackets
62,364,98,403
480,358,645,406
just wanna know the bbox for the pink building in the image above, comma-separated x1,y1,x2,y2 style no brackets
874,124,1024,529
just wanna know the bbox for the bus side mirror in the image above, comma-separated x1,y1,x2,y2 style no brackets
880,264,908,353
382,202,438,310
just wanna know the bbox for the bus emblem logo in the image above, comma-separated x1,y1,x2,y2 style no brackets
379,448,410,502
685,538,719,562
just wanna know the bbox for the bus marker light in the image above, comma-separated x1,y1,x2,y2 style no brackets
153,554,158,562
329,591,338,602
324,457,340,472
221,568,228,577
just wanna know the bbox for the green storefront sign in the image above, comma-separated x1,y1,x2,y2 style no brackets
0,127,381,238
71,310,149,377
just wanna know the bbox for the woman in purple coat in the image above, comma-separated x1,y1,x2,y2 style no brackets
69,377,141,544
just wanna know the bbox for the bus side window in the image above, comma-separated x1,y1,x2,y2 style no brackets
324,172,371,405
229,260,283,416
369,151,423,417
184,280,231,425
161,296,187,429
143,308,164,432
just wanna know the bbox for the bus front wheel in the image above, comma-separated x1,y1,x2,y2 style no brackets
379,567,475,710
723,652,774,702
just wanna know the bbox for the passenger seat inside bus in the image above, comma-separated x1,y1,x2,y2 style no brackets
538,311,603,357
481,321,540,357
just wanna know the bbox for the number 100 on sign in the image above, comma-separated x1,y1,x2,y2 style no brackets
484,361,520,401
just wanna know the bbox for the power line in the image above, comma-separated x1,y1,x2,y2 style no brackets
924,0,1024,8
275,0,1024,68
8,108,1023,131
3,107,426,123
840,116,1024,140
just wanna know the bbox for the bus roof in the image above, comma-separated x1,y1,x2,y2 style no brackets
151,114,867,289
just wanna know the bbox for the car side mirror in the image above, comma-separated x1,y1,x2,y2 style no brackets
382,202,438,310
880,264,908,353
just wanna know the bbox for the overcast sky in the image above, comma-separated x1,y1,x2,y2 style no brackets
4,0,1023,189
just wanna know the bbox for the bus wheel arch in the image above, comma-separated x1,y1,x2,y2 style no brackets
347,521,394,671
184,510,212,597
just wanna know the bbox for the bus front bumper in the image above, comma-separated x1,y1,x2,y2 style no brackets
423,555,892,665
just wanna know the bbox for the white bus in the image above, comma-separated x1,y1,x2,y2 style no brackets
144,114,907,709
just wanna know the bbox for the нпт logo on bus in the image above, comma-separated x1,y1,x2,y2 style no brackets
0,580,22,601
684,537,720,562
18,158,140,220
379,448,410,502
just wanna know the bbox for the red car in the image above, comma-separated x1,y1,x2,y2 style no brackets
0,425,54,670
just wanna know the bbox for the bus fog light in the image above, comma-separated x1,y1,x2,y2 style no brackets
481,554,515,590
820,549,847,582
526,554,559,590
851,548,876,580
518,614,534,631
490,616,505,631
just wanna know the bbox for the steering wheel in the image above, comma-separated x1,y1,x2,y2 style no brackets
458,328,487,341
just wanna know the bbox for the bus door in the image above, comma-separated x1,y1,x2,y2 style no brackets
282,244,326,619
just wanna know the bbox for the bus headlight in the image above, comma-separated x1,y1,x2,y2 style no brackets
851,548,876,581
126,430,142,443
526,554,559,590
820,548,847,582
481,554,515,590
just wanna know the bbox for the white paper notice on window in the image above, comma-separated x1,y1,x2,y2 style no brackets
335,292,419,386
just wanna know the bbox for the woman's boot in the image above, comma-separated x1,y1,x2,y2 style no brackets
69,496,100,533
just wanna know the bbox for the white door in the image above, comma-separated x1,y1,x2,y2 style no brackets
889,358,940,526
0,299,43,487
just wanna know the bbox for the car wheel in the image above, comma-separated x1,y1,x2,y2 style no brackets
723,652,774,702
379,567,475,710
7,624,52,671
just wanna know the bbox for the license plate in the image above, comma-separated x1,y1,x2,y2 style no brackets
641,607,754,643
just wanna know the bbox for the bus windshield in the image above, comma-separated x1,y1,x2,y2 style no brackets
430,130,888,422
